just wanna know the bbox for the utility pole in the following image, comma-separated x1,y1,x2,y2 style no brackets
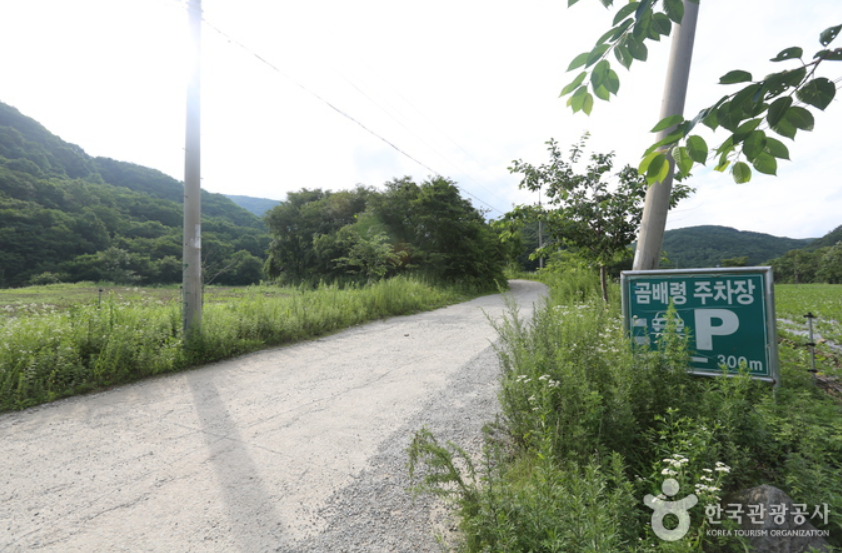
632,1,699,271
183,0,202,334
538,184,544,270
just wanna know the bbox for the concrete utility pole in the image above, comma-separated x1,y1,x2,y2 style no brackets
182,0,202,334
538,185,544,270
632,1,699,271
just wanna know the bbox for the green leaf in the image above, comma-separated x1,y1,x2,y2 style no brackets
627,37,648,61
815,48,842,61
568,0,582,6
583,92,594,115
719,70,753,85
612,2,639,26
647,153,670,184
650,114,684,133
590,59,610,88
741,130,767,161
751,152,777,175
763,67,807,100
652,13,671,36
730,84,762,114
686,135,708,163
560,72,587,97
639,150,662,174
781,66,807,88
732,161,752,184
702,109,719,130
770,47,803,62
586,44,611,67
614,44,633,69
594,84,611,101
766,96,793,127
717,102,742,133
611,18,635,41
764,137,790,160
567,52,590,72
733,118,762,143
663,0,684,24
796,77,836,110
605,70,620,94
597,26,620,46
771,116,797,139
672,146,693,175
715,135,734,156
820,24,842,47
785,106,815,131
714,158,731,173
568,85,588,112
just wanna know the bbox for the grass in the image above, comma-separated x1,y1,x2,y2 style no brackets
775,283,842,346
0,282,296,320
409,271,842,552
0,277,490,412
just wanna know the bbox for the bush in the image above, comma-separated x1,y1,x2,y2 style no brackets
409,270,842,551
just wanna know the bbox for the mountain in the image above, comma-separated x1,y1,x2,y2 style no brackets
225,194,281,217
660,225,814,268
0,101,270,287
803,224,842,251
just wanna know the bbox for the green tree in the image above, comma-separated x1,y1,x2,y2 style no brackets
817,242,842,284
506,136,689,301
331,227,400,282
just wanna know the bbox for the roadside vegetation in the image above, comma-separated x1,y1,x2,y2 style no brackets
0,277,489,412
409,269,842,552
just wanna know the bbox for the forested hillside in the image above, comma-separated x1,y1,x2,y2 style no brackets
0,101,269,287
660,225,813,268
225,194,280,216
767,223,842,283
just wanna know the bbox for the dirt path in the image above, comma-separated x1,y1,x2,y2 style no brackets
0,280,548,552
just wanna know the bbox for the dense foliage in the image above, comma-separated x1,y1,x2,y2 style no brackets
264,176,507,289
769,241,842,284
0,102,269,287
410,270,842,551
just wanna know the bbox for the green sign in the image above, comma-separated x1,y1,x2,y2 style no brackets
621,267,779,383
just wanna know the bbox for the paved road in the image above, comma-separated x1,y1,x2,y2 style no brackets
0,280,547,552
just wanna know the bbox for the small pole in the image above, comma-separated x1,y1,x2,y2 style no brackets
804,312,817,376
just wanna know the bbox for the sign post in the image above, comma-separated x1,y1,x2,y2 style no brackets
621,267,779,384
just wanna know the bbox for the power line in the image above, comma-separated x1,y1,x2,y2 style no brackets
197,15,508,216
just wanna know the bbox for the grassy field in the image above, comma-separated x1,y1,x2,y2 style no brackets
775,283,842,346
0,278,489,412
0,282,295,320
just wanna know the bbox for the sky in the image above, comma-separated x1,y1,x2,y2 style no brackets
0,0,840,239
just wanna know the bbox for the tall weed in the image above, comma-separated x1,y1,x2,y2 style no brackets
0,277,476,411
409,270,842,551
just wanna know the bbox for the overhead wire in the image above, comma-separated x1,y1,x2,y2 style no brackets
191,9,507,216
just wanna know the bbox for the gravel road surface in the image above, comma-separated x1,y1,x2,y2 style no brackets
0,280,547,552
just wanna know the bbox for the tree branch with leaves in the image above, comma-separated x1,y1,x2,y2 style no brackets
559,0,840,185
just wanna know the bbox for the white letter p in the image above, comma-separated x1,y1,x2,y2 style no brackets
694,309,739,350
